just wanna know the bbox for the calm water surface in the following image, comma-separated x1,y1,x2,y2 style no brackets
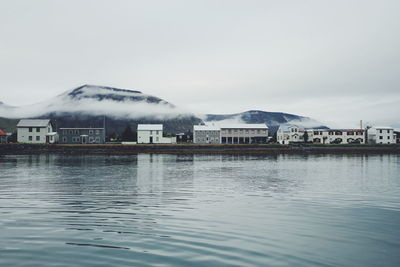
0,154,399,266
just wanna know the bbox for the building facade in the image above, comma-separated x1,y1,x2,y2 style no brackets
277,125,303,144
193,125,221,144
308,129,365,144
367,127,396,144
137,124,176,144
17,119,57,144
220,124,268,144
59,128,105,144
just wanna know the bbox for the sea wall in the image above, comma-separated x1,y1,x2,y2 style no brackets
1,143,400,155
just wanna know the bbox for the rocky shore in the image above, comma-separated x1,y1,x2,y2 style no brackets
1,143,400,155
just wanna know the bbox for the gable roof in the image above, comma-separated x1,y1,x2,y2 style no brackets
0,129,7,136
17,119,51,128
137,124,163,131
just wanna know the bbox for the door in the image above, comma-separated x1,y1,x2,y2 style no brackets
150,136,153,144
82,136,87,144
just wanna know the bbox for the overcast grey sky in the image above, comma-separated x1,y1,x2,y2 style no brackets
0,0,399,128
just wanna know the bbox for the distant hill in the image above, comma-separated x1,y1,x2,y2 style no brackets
0,117,19,133
206,110,327,133
0,85,326,135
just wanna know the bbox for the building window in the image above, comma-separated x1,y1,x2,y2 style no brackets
36,136,40,141
36,128,40,132
29,127,32,132
379,136,383,139
96,130,100,135
150,130,153,135
63,137,67,142
89,130,93,135
75,130,79,135
95,137,100,142
69,130,73,134
388,130,390,134
29,136,32,141
379,130,382,133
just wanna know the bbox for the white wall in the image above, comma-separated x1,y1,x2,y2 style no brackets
17,124,53,144
368,128,395,144
137,130,172,144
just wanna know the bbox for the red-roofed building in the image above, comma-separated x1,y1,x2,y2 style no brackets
0,129,7,143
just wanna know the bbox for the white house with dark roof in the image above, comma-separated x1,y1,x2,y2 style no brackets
17,119,57,144
137,124,176,144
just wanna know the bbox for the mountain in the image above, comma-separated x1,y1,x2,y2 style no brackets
0,85,202,134
0,85,327,134
205,110,328,133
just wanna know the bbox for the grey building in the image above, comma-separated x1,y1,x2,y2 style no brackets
59,128,105,144
193,125,221,144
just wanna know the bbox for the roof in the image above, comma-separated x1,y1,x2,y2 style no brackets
373,126,393,130
17,119,51,127
194,125,220,131
220,124,268,129
279,124,299,132
0,129,7,136
59,128,104,130
137,124,163,131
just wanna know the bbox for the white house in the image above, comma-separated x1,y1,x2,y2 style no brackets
277,125,303,144
137,124,176,144
367,127,396,144
17,119,58,144
193,125,221,144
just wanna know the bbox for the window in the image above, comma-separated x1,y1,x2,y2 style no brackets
76,137,80,142
150,130,153,135
75,130,79,135
388,130,390,134
96,130,100,135
29,136,32,141
95,137,100,142
69,130,73,134
156,137,159,142
388,136,390,139
29,127,32,132
379,136,383,139
36,128,40,132
63,137,67,142
89,130,93,135
36,136,40,141
379,130,383,133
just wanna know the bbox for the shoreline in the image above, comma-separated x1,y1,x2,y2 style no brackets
1,143,400,155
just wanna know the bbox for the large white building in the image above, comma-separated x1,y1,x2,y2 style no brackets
137,124,176,144
220,124,268,144
277,124,366,145
193,125,221,144
367,127,396,144
193,123,269,144
307,129,365,144
17,119,57,144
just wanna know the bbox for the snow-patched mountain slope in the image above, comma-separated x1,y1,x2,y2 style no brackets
0,85,192,119
205,110,327,132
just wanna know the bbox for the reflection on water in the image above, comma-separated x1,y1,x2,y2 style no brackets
0,154,400,266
